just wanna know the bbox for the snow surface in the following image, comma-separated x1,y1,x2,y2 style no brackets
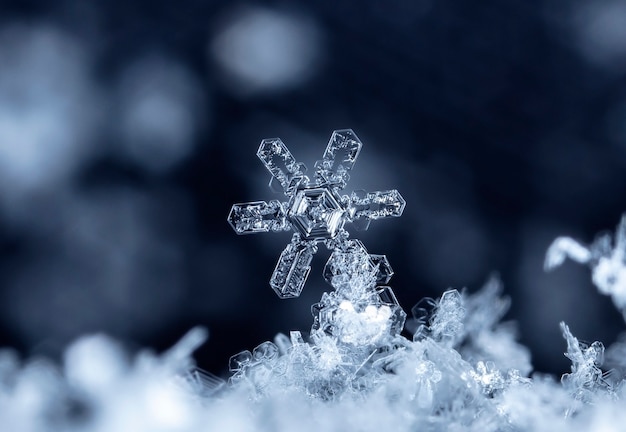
4,218,626,431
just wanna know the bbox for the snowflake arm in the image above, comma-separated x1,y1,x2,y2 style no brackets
348,189,406,231
257,138,307,195
314,129,362,189
227,200,289,234
270,234,317,298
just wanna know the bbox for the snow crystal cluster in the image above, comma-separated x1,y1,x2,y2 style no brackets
546,215,626,316
3,131,626,431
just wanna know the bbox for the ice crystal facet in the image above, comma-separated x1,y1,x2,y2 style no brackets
228,129,406,298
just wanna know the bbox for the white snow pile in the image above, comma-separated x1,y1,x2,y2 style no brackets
4,218,626,431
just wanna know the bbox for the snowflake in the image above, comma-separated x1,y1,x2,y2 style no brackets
228,129,406,298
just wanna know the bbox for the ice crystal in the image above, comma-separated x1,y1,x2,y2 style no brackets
546,215,626,315
426,289,465,346
228,235,409,400
228,129,406,298
559,322,610,404
409,278,531,375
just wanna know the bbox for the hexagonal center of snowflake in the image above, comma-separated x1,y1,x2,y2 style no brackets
288,187,345,240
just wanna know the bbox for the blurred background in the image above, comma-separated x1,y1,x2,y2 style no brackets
0,0,625,377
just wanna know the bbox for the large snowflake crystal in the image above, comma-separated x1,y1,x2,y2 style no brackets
228,129,406,298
